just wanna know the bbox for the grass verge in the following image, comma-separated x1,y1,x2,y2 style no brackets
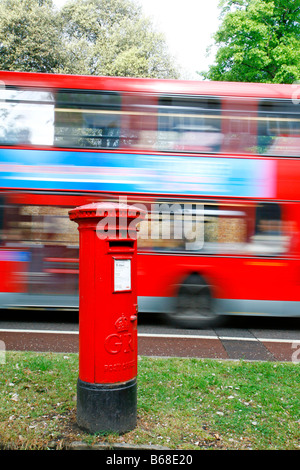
0,351,299,450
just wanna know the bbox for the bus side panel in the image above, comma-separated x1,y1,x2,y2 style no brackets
137,253,300,312
0,250,29,293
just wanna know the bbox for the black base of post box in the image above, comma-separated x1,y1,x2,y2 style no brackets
76,377,137,434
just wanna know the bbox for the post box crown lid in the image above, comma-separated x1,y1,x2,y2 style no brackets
69,202,145,221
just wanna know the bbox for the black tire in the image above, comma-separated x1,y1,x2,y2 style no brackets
167,274,223,329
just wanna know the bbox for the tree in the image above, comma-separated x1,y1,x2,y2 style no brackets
0,0,67,73
60,0,179,78
202,0,300,83
0,0,179,79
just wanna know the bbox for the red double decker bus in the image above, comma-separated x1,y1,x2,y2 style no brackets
0,71,299,327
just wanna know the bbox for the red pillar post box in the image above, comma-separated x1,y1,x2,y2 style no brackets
69,202,145,434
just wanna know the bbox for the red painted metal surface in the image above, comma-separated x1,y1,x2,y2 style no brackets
0,70,295,99
69,202,144,384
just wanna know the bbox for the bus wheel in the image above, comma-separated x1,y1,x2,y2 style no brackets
169,274,222,329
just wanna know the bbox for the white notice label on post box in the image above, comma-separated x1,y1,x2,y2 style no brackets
114,259,131,292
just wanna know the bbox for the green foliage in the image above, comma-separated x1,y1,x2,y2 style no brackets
0,0,66,72
0,0,179,78
60,0,178,78
202,0,300,83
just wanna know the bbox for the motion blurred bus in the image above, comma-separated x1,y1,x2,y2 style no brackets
0,71,299,328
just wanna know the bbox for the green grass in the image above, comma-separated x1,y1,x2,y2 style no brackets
0,352,299,450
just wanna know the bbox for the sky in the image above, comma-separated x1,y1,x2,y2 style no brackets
54,0,221,80
137,0,221,79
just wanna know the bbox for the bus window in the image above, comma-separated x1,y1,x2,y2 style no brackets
120,94,157,149
137,200,294,256
3,205,78,247
203,205,247,252
0,88,54,146
54,91,121,149
3,204,79,295
157,96,222,153
138,202,193,251
221,99,257,154
249,202,290,254
137,201,247,253
258,100,300,156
